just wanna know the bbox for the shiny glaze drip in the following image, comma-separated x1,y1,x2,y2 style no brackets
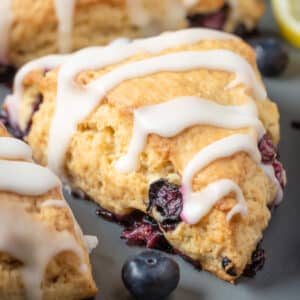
41,199,99,252
181,179,248,224
180,134,261,223
48,48,265,175
4,55,68,128
0,137,32,160
116,98,264,173
0,202,85,300
54,0,76,53
0,160,60,195
0,134,93,299
126,0,199,35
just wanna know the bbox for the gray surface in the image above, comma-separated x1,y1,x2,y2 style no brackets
1,3,300,300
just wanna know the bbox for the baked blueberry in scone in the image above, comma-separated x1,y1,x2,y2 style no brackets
0,0,264,69
3,28,286,282
0,124,97,299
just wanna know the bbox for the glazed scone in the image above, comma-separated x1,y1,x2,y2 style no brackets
3,28,285,282
0,124,97,299
0,0,264,67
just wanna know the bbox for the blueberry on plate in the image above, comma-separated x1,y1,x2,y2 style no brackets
122,250,180,300
248,37,289,77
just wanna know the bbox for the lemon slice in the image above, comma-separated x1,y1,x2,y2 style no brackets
271,0,300,48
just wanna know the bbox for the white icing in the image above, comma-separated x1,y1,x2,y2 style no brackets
182,134,261,193
183,0,199,8
4,55,68,128
49,47,265,175
181,179,248,224
126,0,185,34
54,0,76,53
84,235,99,253
115,98,265,173
0,160,60,195
260,164,283,205
0,0,12,62
126,0,200,34
0,137,32,160
180,134,260,224
41,199,66,208
127,0,152,28
0,202,85,300
9,28,238,141
41,199,98,252
0,0,75,62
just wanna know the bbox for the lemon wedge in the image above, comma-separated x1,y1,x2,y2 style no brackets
271,0,300,48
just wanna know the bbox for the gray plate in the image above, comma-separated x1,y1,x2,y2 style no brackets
1,2,300,300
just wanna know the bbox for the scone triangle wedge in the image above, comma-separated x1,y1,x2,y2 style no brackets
0,124,97,299
3,28,286,282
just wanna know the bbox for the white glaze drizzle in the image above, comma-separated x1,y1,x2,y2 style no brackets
260,164,283,205
0,160,60,195
5,27,280,225
181,134,261,193
181,179,248,224
8,28,237,129
4,54,68,128
46,28,240,176
0,0,75,62
115,97,265,173
54,0,76,53
183,0,199,8
41,199,66,208
180,134,260,223
41,199,99,253
84,235,99,253
0,202,85,300
49,48,265,175
126,0,201,35
0,137,32,160
126,0,189,34
0,0,12,62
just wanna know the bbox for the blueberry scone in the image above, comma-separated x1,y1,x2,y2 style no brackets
0,123,97,299
3,28,286,282
0,0,264,68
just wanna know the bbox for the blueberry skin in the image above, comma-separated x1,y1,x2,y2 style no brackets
122,251,180,300
249,37,289,77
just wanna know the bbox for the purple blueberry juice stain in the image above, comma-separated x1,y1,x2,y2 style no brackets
272,159,286,188
120,214,174,252
1,93,43,139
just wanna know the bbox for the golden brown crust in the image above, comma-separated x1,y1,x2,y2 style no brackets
18,36,279,282
7,0,264,67
224,0,265,33
0,127,97,300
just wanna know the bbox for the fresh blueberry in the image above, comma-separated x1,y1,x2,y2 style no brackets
148,179,183,224
122,251,180,300
249,37,289,77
